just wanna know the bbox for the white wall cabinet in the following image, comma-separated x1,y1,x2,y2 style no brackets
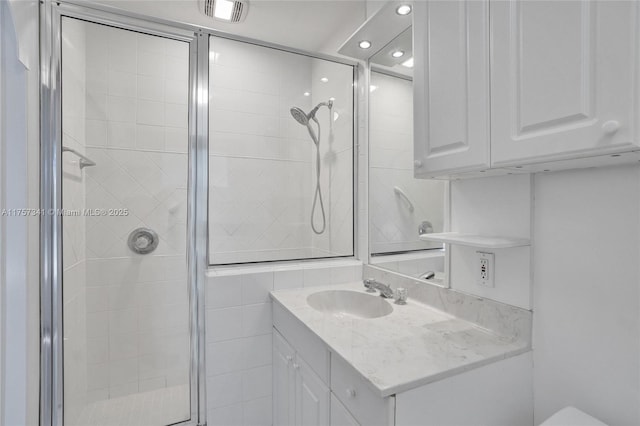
414,0,640,178
413,0,491,176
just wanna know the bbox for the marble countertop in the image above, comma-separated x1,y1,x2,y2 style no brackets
270,282,531,398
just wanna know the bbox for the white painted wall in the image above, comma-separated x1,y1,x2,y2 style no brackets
449,174,532,309
448,166,640,424
532,165,640,426
0,0,40,424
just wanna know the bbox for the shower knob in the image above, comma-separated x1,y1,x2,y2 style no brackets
127,228,159,254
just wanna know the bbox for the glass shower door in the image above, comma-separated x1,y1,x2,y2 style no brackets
60,17,192,426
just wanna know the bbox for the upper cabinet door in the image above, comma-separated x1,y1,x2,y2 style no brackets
490,0,640,166
414,0,491,177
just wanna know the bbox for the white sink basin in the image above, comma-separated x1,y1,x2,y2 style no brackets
306,290,393,319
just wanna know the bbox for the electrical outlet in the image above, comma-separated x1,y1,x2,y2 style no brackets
476,251,495,288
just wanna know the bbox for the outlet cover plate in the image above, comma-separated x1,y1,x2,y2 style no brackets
476,251,495,288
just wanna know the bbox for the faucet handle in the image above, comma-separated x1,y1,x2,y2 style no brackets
363,278,377,293
395,288,408,305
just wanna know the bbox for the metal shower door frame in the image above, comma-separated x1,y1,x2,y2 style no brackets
39,2,209,425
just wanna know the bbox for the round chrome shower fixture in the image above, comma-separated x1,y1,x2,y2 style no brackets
128,227,159,254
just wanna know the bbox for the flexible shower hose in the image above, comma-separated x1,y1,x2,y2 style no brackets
310,116,326,235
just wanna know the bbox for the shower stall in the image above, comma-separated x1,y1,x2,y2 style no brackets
40,2,356,426
41,3,207,425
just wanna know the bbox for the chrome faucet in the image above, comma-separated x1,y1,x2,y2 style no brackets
363,278,394,298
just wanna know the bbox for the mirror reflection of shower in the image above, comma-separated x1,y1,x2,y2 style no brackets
289,99,333,234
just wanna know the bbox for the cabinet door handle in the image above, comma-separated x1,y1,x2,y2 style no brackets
345,388,356,399
602,120,620,135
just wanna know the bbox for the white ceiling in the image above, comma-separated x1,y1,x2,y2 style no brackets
85,0,368,55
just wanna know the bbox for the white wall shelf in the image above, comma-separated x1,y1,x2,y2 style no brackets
419,232,530,249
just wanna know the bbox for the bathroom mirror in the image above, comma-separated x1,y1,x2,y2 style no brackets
367,27,447,283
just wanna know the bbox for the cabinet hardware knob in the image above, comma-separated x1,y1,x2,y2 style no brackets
602,120,620,135
414,160,423,168
293,363,300,370
345,388,356,399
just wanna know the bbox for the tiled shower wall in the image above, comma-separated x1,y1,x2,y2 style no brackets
209,37,354,265
310,59,355,258
369,72,445,254
209,37,315,265
205,261,362,426
79,23,191,402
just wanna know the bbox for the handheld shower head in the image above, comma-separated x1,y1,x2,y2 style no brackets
290,107,309,126
289,99,334,235
290,100,334,127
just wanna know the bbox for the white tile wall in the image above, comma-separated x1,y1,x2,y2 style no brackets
369,72,445,254
69,20,193,410
310,58,355,257
208,37,355,265
205,260,362,425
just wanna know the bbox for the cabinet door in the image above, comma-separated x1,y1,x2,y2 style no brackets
295,357,330,426
330,393,360,426
491,0,639,166
414,0,491,177
273,330,296,426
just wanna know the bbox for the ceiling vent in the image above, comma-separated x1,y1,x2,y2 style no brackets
200,0,249,23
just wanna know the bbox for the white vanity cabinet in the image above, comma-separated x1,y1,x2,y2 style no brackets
330,394,359,426
273,303,394,426
273,331,296,426
273,330,330,426
414,0,640,178
273,300,532,426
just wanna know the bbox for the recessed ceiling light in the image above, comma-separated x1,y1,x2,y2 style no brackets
392,50,405,58
396,4,412,15
401,57,414,68
214,0,235,20
359,40,372,49
320,77,329,83
303,92,311,97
